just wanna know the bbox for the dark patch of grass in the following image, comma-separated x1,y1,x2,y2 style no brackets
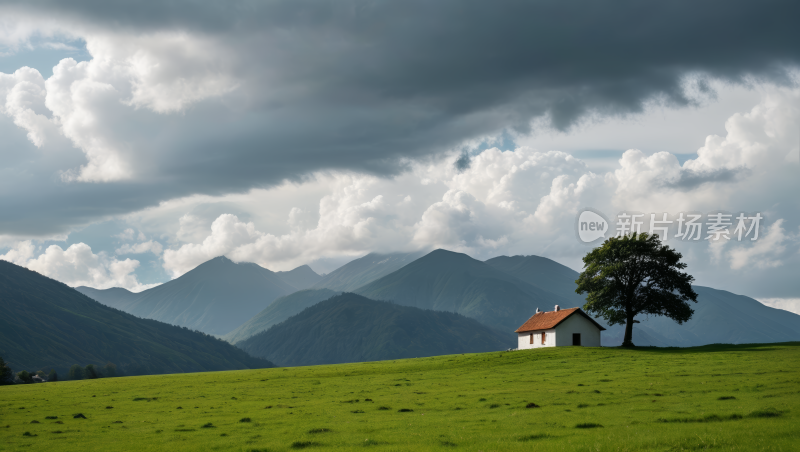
577,384,585,386
290,441,320,449
653,393,662,396
377,406,391,410
308,428,331,434
52,430,63,434
72,413,86,419
718,396,736,400
351,410,365,413
362,439,387,446
30,420,40,423
488,404,500,408
106,406,113,409
44,416,57,420
577,403,590,408
599,379,612,382
575,423,603,429
658,414,743,423
55,421,63,424
176,406,183,409
478,398,486,401
364,398,373,402
398,408,413,412
132,397,157,401
440,440,458,447
526,403,540,408
112,421,123,424
239,417,252,422
219,433,228,436
593,390,601,394
748,408,782,418
23,431,36,437
201,422,215,428
175,428,196,432
518,433,551,442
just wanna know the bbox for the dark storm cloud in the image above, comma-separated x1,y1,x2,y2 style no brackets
1,0,799,235
667,167,751,190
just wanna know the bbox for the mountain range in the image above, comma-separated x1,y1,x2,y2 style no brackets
0,260,273,376
353,249,570,336
237,293,510,367
223,289,340,344
73,249,800,366
310,251,424,292
77,256,320,336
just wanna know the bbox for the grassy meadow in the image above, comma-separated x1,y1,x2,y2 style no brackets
2,343,799,451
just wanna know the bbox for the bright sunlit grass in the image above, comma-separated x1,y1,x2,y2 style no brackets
2,343,799,451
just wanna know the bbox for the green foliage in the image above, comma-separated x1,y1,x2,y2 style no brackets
84,364,99,379
0,260,274,376
0,356,13,385
68,365,84,381
47,369,58,382
103,362,117,378
16,370,33,384
237,293,510,366
576,233,698,346
0,343,798,451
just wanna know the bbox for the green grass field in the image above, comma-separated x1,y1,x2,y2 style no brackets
2,343,799,451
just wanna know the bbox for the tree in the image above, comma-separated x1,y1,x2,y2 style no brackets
103,362,118,378
17,370,33,384
48,369,59,382
576,232,698,347
68,364,84,380
0,357,14,385
84,364,99,379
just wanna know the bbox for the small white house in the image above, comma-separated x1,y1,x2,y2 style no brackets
515,305,605,349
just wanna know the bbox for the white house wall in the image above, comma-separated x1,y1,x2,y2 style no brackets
517,328,556,349
553,313,602,347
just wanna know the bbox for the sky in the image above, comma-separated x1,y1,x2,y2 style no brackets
0,1,798,312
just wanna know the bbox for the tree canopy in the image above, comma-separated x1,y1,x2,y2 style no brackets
576,232,698,346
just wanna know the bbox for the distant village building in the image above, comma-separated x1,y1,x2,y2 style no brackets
515,305,605,349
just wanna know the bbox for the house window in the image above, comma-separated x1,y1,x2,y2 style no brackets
541,332,546,345
529,333,533,344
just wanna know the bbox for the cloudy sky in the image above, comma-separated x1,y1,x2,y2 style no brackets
0,1,798,311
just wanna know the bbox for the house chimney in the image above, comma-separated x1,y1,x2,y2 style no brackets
554,305,560,312
535,307,540,313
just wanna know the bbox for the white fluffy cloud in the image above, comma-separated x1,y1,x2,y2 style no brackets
0,240,155,292
0,67,59,147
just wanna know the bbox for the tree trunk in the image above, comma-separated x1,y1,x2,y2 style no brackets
621,313,635,347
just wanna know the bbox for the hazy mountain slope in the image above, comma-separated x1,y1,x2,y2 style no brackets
483,254,800,347
223,289,340,344
75,286,140,311
275,265,322,291
312,251,424,292
484,255,587,306
354,249,570,335
79,256,296,336
0,261,274,376
237,293,509,366
625,286,800,346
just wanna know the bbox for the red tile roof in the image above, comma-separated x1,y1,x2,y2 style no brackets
514,307,606,333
